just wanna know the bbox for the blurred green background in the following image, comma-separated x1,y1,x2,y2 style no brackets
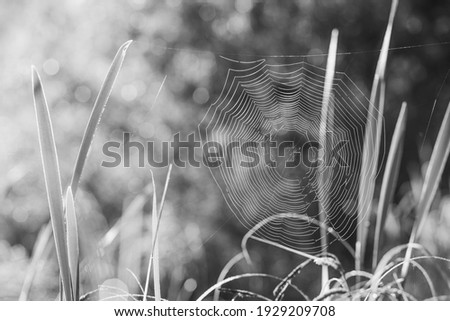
1,0,450,300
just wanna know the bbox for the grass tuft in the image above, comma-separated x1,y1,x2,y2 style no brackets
30,40,132,301
357,0,398,270
402,101,450,279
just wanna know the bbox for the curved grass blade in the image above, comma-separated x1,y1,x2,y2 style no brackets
357,0,398,270
274,259,313,301
402,101,450,279
214,253,245,301
218,288,271,301
32,67,72,300
197,273,303,301
313,288,348,301
372,102,407,270
241,214,319,264
242,213,355,267
65,187,80,300
70,40,132,196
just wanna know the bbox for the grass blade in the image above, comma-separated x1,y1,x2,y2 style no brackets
151,173,161,302
357,0,398,270
70,40,132,196
65,187,80,300
402,101,450,278
32,67,72,301
214,253,245,301
372,102,407,270
241,213,320,263
197,273,304,301
318,28,339,289
144,170,161,301
144,165,173,301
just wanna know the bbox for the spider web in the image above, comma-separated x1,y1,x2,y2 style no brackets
199,59,383,254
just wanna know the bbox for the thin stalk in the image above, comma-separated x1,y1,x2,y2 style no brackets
372,102,407,270
318,28,339,290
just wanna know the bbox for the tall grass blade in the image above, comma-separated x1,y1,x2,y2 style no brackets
357,0,398,270
318,28,339,289
32,67,72,301
372,102,407,270
144,165,173,301
70,40,132,196
402,101,450,278
151,170,161,301
65,187,80,300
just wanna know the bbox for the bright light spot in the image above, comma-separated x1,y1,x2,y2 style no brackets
307,48,325,66
43,58,60,76
406,16,423,34
193,87,209,104
226,14,249,34
121,84,138,101
183,278,197,292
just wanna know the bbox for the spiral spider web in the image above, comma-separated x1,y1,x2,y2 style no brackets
199,59,383,254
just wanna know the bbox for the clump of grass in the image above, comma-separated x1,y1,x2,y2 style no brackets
28,41,132,300
401,100,450,279
28,39,175,301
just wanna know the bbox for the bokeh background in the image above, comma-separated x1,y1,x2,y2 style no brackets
1,0,450,300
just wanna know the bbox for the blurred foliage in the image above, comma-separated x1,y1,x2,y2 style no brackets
1,0,450,300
